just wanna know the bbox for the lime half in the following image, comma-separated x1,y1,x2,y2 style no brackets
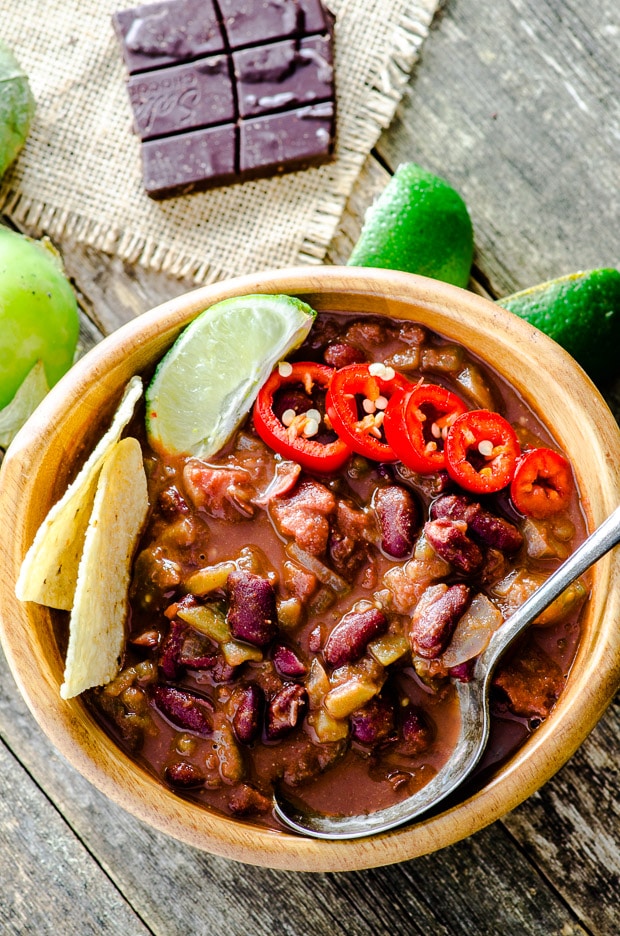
146,293,316,457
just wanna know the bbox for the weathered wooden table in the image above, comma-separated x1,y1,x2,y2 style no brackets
1,0,619,932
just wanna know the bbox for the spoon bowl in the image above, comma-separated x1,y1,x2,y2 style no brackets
274,504,620,839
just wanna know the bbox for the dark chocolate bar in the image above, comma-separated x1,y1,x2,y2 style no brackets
113,0,336,199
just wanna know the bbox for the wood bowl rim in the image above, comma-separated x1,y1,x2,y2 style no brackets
1,265,619,872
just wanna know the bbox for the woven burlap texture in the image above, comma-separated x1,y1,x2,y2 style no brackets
1,0,437,283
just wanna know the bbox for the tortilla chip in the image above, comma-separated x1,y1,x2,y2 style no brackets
15,376,143,610
60,436,149,700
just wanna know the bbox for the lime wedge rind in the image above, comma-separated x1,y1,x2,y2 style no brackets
146,294,316,458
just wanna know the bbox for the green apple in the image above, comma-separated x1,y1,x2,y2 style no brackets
0,227,79,409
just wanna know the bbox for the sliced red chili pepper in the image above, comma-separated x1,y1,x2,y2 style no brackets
253,362,351,474
510,447,573,518
384,383,468,474
444,409,520,494
325,362,411,462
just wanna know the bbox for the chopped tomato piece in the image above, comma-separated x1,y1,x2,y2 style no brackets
444,409,520,494
253,362,351,474
383,382,468,474
325,362,411,462
510,447,573,518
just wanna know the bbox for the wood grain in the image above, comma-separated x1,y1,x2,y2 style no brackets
0,738,149,936
377,0,620,299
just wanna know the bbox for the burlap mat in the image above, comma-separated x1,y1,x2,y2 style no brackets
1,0,438,283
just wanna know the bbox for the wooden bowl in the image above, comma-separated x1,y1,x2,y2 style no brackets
1,266,619,872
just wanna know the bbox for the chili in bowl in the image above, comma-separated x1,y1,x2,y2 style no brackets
1,267,619,871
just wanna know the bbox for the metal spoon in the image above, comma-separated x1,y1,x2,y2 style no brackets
274,504,620,840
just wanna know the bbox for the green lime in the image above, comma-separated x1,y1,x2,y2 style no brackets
146,294,316,457
348,163,474,288
0,40,35,178
499,268,620,381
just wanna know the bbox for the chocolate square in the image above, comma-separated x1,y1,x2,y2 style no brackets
142,125,237,198
234,35,333,118
240,101,334,175
217,0,301,50
128,55,235,140
113,0,224,74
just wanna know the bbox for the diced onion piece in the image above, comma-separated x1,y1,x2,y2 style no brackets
221,640,263,666
368,634,409,666
286,542,351,595
324,679,378,719
185,561,236,595
455,364,496,410
276,597,303,630
306,658,331,709
441,594,503,667
308,709,350,742
177,603,230,643
522,518,570,560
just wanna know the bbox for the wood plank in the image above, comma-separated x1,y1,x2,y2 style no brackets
376,0,620,299
503,697,620,936
0,647,592,936
0,737,150,936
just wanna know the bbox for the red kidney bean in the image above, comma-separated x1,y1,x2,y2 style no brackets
424,518,483,574
409,583,470,659
273,643,307,678
350,696,395,745
323,341,367,368
212,658,236,683
374,485,419,558
323,607,388,668
164,761,206,788
468,509,523,552
152,685,213,736
431,494,523,552
231,684,264,744
265,684,308,740
399,706,435,756
227,569,278,647
449,660,474,682
158,620,187,679
308,625,323,653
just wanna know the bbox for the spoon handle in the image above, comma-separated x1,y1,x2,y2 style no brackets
478,504,620,676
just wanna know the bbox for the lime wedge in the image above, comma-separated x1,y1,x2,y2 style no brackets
146,293,316,457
